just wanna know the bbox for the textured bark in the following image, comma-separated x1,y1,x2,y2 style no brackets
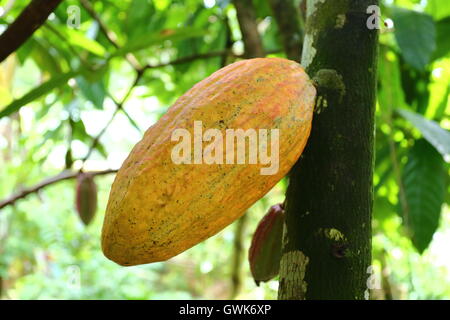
233,0,264,58
268,0,304,62
0,0,64,63
278,0,378,300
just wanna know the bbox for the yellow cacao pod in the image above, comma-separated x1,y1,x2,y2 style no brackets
101,58,316,266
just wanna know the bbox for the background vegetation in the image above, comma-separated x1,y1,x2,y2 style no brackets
0,0,449,299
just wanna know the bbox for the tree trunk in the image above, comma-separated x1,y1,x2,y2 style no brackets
278,0,379,300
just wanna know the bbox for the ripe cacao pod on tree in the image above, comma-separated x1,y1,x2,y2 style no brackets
101,58,316,266
75,173,98,226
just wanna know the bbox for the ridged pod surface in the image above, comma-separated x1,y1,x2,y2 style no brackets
101,58,316,266
249,203,285,285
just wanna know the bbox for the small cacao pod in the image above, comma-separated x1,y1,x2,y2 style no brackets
101,58,316,266
75,173,98,226
249,203,284,285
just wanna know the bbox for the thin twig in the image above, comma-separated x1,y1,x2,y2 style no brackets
79,0,141,70
80,69,144,164
0,169,117,210
383,53,410,228
141,48,281,71
142,50,236,70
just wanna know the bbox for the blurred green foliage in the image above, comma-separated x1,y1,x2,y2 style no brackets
0,0,449,299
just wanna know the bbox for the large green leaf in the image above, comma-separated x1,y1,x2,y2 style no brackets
76,76,106,110
111,27,206,58
0,71,80,119
433,17,450,61
399,139,446,253
396,108,450,158
393,7,436,70
58,26,107,57
124,0,156,38
31,38,62,76
398,57,431,114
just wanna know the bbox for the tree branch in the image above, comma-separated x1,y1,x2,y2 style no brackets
233,0,264,58
0,0,64,63
80,0,118,47
142,50,241,70
221,16,234,67
80,69,144,165
0,169,117,210
268,0,304,62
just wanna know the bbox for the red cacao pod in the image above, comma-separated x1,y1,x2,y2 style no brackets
75,173,98,226
249,203,285,285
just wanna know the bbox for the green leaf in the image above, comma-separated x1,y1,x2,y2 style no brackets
31,38,62,76
76,76,106,109
398,57,431,114
72,119,90,143
433,17,450,60
378,47,406,111
393,7,436,70
374,196,396,222
434,85,449,120
396,108,450,158
94,141,108,158
43,122,64,142
0,71,80,119
399,139,446,253
125,0,156,37
375,163,393,194
426,0,450,20
16,38,35,65
59,27,107,57
111,27,206,58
